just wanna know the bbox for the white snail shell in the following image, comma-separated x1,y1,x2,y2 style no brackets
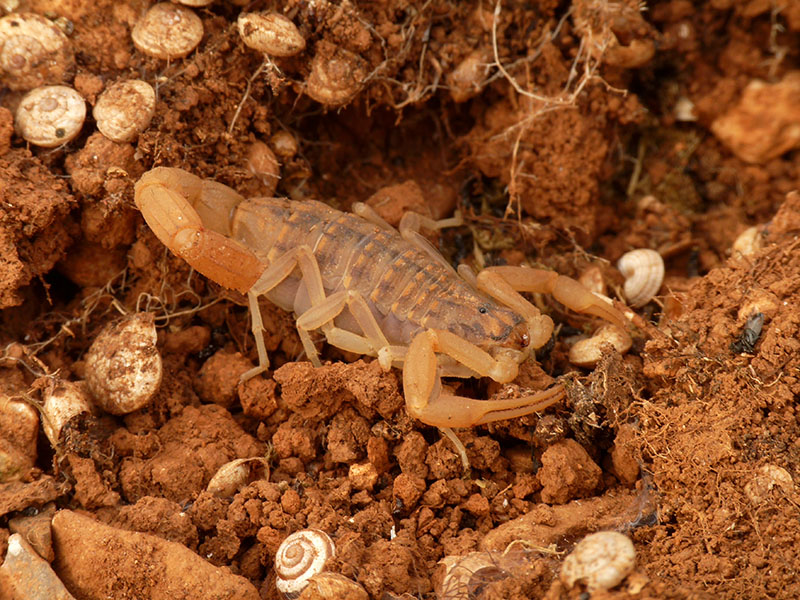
132,3,203,60
275,529,335,599
0,13,75,90
616,248,664,307
305,44,367,107
237,12,305,57
560,531,636,592
84,313,162,415
93,79,156,142
14,85,85,147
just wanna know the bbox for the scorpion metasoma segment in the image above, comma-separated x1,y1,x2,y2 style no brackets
134,167,628,432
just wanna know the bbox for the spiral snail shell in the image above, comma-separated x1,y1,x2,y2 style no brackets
131,3,203,60
275,529,335,599
92,79,156,142
305,43,367,107
14,85,85,147
616,248,664,308
0,13,75,90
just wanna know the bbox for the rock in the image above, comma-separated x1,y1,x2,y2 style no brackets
538,439,602,504
710,72,800,164
0,533,76,600
51,510,260,600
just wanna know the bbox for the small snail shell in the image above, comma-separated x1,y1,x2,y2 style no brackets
438,551,510,599
297,573,368,600
14,85,85,147
560,531,636,592
93,79,156,142
569,324,632,368
132,3,203,60
744,464,794,505
270,130,298,160
247,140,280,196
238,12,305,57
0,13,75,91
206,457,269,497
84,313,162,415
616,248,664,307
305,44,367,107
275,529,335,600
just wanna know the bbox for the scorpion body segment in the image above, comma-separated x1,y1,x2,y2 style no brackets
134,167,629,430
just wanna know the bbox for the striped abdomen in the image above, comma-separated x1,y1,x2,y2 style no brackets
229,197,523,348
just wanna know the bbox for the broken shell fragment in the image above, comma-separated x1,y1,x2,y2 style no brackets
14,85,85,147
41,379,93,447
617,248,664,307
569,325,633,368
561,531,636,593
93,79,156,142
237,12,305,57
305,45,367,107
84,313,162,415
275,529,335,599
206,457,270,497
132,2,203,60
0,12,75,90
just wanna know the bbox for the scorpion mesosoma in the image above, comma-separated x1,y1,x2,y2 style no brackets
134,167,628,432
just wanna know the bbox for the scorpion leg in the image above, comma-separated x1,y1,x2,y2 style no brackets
479,266,628,330
296,288,397,370
403,329,564,429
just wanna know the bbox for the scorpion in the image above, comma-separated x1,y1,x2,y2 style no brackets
134,167,628,443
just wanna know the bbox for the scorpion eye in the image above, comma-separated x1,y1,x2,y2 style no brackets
478,306,488,314
519,332,530,348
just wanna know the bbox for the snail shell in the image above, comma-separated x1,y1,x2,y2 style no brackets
93,79,156,142
132,2,203,60
561,531,636,592
305,44,367,107
247,140,280,196
84,313,162,415
0,13,75,90
569,324,633,368
275,529,335,599
439,551,510,599
238,12,305,57
14,85,85,147
270,130,298,160
616,248,664,307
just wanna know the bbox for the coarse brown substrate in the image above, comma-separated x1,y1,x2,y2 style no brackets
1,1,799,599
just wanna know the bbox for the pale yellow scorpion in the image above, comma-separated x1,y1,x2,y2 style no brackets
134,167,627,435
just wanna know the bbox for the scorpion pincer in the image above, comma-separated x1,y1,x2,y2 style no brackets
134,167,629,432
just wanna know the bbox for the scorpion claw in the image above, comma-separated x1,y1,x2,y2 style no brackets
403,330,564,429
